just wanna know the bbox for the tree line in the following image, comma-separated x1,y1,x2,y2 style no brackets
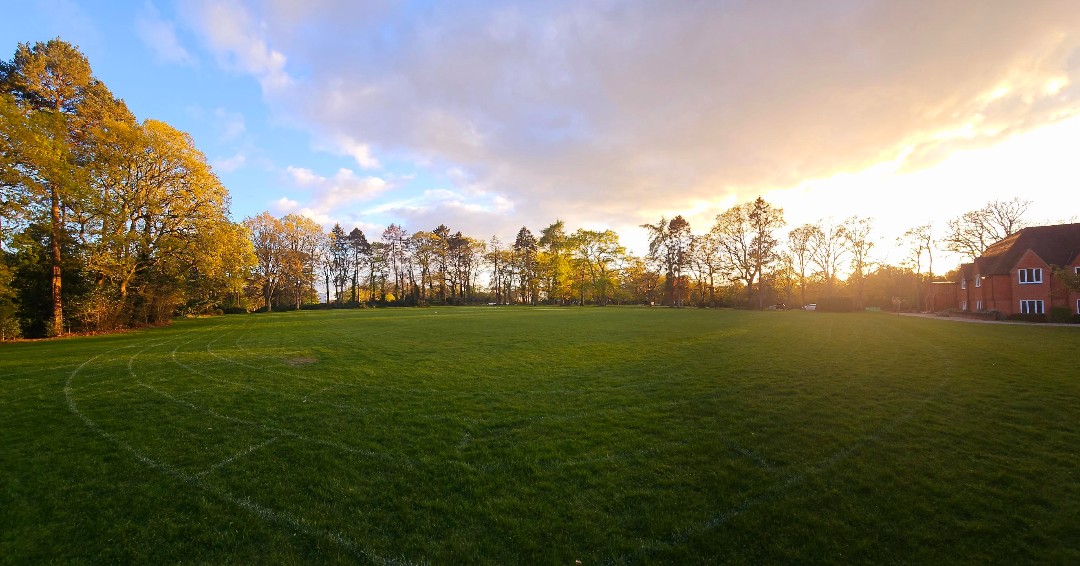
235,194,1031,317
0,40,1041,340
1,40,252,338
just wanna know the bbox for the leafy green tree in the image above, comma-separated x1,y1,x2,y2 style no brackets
688,231,726,307
244,212,285,311
0,255,20,340
191,221,256,312
328,223,349,303
1,39,121,335
570,228,625,305
713,197,785,308
282,214,325,310
347,227,369,303
448,232,482,302
381,223,410,302
513,226,538,304
539,220,571,304
6,222,90,336
431,224,451,301
620,256,661,305
641,215,692,306
83,118,234,325
485,235,510,304
410,230,441,303
367,241,389,302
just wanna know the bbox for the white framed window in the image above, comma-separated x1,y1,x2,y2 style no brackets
1018,268,1042,284
961,278,967,290
975,274,981,288
1075,266,1080,275
961,300,968,311
976,300,984,310
1020,300,1044,314
1077,298,1080,315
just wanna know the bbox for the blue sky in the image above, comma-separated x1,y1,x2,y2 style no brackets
4,1,1080,263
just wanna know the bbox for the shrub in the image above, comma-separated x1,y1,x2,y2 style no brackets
222,306,248,315
1007,312,1047,323
1050,307,1072,324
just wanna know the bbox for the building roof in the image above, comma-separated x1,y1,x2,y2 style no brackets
974,223,1080,275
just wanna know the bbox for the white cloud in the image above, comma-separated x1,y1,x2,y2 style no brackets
278,164,389,226
285,165,321,186
338,137,380,169
184,0,292,92
226,2,1078,242
311,135,381,169
214,107,246,141
177,1,1080,254
213,152,247,172
275,197,300,210
136,2,196,66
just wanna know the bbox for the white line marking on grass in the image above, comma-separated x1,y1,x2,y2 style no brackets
136,381,413,466
171,340,256,392
70,383,143,401
173,338,387,420
728,442,774,471
196,436,280,479
66,332,401,564
126,342,170,379
204,336,358,389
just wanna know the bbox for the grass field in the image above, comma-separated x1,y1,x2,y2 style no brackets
1,307,1078,563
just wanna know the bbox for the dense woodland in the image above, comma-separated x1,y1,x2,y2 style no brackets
0,40,1045,339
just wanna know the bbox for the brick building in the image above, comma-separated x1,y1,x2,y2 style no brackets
933,223,1080,317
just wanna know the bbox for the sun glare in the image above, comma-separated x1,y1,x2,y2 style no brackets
760,112,1080,270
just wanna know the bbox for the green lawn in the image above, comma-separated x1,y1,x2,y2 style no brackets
1,307,1078,563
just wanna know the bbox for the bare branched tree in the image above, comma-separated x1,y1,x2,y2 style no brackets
943,198,1030,259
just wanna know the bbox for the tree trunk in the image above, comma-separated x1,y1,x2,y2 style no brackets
49,186,64,336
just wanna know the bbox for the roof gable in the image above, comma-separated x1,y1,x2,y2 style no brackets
976,223,1080,275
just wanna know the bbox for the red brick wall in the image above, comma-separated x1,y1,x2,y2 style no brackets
983,274,1012,314
1011,250,1051,316
1066,262,1080,316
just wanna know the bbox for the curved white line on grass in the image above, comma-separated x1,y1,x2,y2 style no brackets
64,333,397,564
196,436,280,479
170,338,255,391
168,338,415,462
204,333,359,389
172,339,382,413
136,381,408,464
208,315,676,401
174,326,702,475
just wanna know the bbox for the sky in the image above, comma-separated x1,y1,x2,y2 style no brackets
3,0,1080,270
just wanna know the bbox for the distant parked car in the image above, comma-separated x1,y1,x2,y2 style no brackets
804,303,817,310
